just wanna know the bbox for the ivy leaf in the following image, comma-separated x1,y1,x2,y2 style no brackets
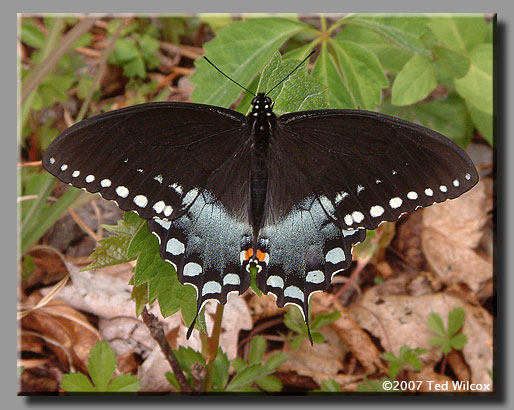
312,42,355,108
256,52,328,114
331,39,388,110
391,54,437,106
190,18,309,106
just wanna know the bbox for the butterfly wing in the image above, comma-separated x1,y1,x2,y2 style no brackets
256,109,478,320
43,102,251,221
43,102,254,326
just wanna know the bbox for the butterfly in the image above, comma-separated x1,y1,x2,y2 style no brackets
42,52,479,342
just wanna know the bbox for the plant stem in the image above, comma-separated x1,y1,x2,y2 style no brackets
440,354,448,375
203,303,224,391
141,306,192,393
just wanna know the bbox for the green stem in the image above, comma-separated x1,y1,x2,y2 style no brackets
203,303,224,391
320,14,327,33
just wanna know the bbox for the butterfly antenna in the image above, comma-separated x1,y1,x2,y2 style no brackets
265,50,316,97
203,56,256,96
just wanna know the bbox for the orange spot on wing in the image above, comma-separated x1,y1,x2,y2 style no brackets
245,248,254,260
256,250,267,262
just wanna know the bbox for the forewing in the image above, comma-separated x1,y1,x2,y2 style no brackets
43,102,251,221
274,109,479,230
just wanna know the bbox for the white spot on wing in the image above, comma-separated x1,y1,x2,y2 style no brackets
284,285,304,300
202,281,221,296
85,175,95,183
325,247,345,264
266,275,284,288
389,197,402,209
407,191,418,200
223,274,240,286
370,205,384,217
72,170,80,178
101,179,111,187
465,173,471,180
133,195,148,208
356,185,364,194
344,214,353,226
439,185,448,193
183,262,202,277
163,205,173,217
453,179,460,187
60,164,68,171
116,186,129,198
153,200,165,213
306,270,325,284
166,238,185,255
425,188,434,197
154,174,163,184
352,211,364,223
49,157,55,164
335,191,348,205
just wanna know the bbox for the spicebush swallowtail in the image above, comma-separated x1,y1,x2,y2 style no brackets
43,54,479,342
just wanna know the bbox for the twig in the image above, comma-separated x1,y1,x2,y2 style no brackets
17,160,42,167
334,259,367,298
68,208,101,243
140,306,192,393
203,303,224,391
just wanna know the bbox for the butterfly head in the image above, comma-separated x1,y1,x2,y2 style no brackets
250,93,273,118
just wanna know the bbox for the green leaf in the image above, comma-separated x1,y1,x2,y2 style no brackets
447,307,465,336
110,37,139,63
450,333,468,351
198,14,233,34
21,22,46,49
165,371,181,391
284,305,307,335
264,352,289,371
311,310,341,331
311,331,325,344
283,43,316,61
465,100,492,145
72,32,93,49
61,373,96,392
256,52,328,114
87,341,117,391
21,255,35,279
190,18,308,106
427,14,487,54
331,39,388,110
77,76,95,100
434,45,470,79
391,54,437,106
356,376,392,392
106,374,140,392
312,43,355,109
454,44,493,115
388,361,403,380
319,378,341,392
427,312,447,338
211,348,230,389
256,375,282,392
123,55,146,78
226,364,267,391
248,336,266,365
343,15,431,56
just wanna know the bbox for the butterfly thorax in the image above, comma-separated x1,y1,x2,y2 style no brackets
248,93,275,238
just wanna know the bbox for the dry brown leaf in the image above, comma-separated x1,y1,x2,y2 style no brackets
246,293,282,321
350,289,492,388
422,180,492,294
408,366,456,392
21,299,100,372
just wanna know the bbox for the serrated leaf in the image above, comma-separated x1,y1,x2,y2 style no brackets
123,56,146,78
61,373,96,392
165,371,181,391
106,374,140,392
248,336,266,365
87,341,116,391
311,310,341,331
231,358,247,373
130,282,148,316
450,333,468,351
110,37,139,63
195,305,208,335
331,39,388,110
256,52,327,114
284,305,307,335
212,348,230,389
428,14,487,54
427,312,447,337
447,307,465,336
454,44,492,115
312,43,355,109
256,375,282,392
388,361,403,380
226,364,267,391
391,54,437,106
190,18,308,106
264,352,289,370
356,376,391,392
86,234,133,270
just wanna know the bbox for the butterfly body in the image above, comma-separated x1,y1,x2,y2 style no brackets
43,90,478,339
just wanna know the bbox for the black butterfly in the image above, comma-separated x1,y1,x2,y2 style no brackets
43,53,479,342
